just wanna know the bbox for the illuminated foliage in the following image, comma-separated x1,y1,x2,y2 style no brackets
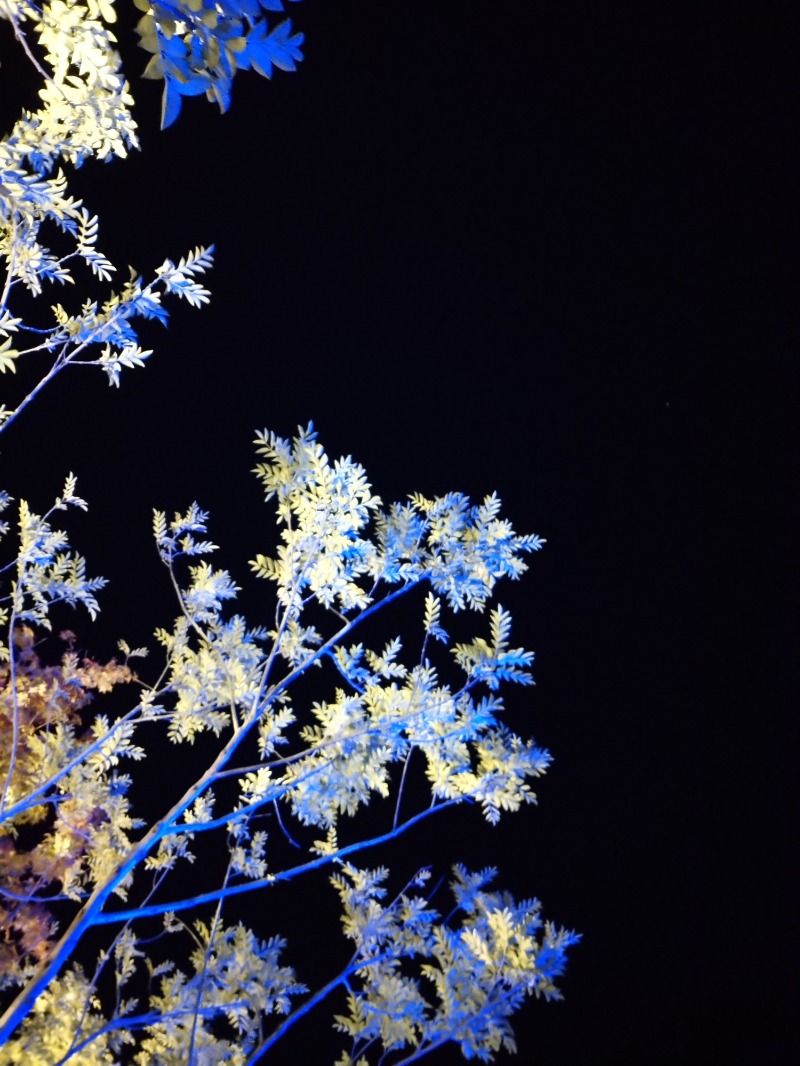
0,629,130,988
134,0,305,127
0,3,579,1061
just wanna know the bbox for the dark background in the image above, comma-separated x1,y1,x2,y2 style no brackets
1,1,796,1063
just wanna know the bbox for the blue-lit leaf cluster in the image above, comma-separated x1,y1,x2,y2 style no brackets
134,0,305,127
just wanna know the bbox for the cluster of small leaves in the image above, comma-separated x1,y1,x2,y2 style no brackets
2,915,306,1064
132,918,306,1064
251,423,383,615
136,426,552,869
250,424,544,620
0,1,213,429
134,0,305,127
0,625,137,991
332,864,580,1064
0,229,213,416
396,491,545,613
0,963,116,1064
153,503,271,741
0,0,135,339
7,474,106,629
283,653,550,834
453,606,536,691
0,0,137,170
0,423,572,1060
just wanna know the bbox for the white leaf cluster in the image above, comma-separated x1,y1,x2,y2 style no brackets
12,484,107,626
8,0,137,168
251,423,382,613
155,246,214,307
135,920,306,1064
0,1,214,424
332,863,581,1063
0,0,135,296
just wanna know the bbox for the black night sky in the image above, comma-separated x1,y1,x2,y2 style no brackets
1,2,796,1063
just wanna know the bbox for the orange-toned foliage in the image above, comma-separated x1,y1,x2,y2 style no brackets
0,627,133,983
